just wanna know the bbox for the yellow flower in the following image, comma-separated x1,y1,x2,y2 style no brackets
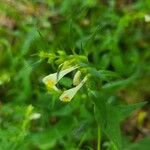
59,76,88,102
42,66,78,90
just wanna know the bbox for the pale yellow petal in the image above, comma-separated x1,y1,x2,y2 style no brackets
73,70,81,86
42,65,78,90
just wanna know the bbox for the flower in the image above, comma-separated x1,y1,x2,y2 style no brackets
30,113,41,120
145,14,150,22
42,66,78,90
59,76,88,102
73,70,81,86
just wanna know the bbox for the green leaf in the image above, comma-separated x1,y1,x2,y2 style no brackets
90,91,146,149
116,102,146,121
88,68,120,81
124,137,150,150
21,28,39,56
102,70,139,91
98,70,121,81
29,117,74,149
111,54,125,75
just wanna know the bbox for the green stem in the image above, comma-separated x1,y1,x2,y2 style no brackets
77,132,86,149
97,124,101,150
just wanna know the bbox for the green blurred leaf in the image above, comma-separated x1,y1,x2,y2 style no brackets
124,137,150,150
91,91,146,149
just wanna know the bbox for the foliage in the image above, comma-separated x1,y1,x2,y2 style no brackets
0,0,150,150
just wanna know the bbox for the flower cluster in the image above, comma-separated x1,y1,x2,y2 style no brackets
42,65,88,102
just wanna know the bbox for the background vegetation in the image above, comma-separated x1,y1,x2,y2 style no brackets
0,0,150,150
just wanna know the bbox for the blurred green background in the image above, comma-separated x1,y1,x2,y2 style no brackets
0,0,150,150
